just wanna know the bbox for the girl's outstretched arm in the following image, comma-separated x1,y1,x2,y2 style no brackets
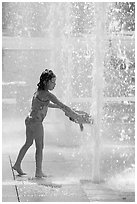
48,102,61,108
47,92,86,123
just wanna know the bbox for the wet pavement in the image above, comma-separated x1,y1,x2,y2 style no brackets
2,118,135,202
2,147,135,202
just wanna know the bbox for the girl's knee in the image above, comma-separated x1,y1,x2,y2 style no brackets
25,140,33,147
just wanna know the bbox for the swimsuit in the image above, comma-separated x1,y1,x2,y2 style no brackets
25,92,49,139
26,92,49,123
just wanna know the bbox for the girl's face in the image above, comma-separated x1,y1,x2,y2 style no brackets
47,77,56,90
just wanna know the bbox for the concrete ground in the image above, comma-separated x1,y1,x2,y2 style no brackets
2,118,135,202
2,148,135,202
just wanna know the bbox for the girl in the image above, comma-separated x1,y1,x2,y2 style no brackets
12,69,91,178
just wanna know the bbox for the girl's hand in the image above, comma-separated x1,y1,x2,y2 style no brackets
77,114,93,124
65,109,93,124
73,109,92,124
69,117,84,131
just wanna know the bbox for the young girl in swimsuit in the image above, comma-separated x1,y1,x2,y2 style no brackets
12,69,91,178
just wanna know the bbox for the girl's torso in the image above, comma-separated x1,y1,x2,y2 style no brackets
26,91,49,123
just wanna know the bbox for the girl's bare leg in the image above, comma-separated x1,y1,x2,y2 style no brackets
13,127,33,175
35,142,44,177
34,124,46,178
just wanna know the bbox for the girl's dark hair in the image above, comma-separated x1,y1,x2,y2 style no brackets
37,69,56,90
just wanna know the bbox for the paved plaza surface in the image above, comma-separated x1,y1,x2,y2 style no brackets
2,149,135,202
2,119,135,202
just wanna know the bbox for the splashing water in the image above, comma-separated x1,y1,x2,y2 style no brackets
105,166,135,192
2,2,135,191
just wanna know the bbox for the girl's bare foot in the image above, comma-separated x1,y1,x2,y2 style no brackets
35,172,48,178
42,172,48,177
12,165,27,175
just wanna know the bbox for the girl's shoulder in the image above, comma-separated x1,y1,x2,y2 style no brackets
35,90,49,102
39,91,58,104
45,91,57,100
